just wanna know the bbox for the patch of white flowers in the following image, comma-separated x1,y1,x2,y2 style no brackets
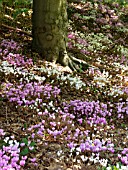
94,70,112,87
0,59,87,90
4,136,20,148
33,66,86,89
0,61,15,74
113,62,128,71
109,87,124,96
0,60,46,82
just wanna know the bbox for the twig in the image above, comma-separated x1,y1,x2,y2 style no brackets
1,23,32,37
4,14,21,25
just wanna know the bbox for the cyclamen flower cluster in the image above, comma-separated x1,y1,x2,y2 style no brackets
34,66,86,89
116,102,128,118
0,131,37,169
63,100,112,125
0,137,26,170
26,96,125,159
0,39,21,53
2,82,60,106
122,87,128,95
68,138,114,153
27,98,115,156
3,53,33,68
118,148,128,165
0,39,33,68
68,32,90,54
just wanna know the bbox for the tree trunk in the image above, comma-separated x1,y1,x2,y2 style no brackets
32,0,93,71
32,0,69,65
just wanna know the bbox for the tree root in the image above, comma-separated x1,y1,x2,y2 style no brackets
59,52,98,72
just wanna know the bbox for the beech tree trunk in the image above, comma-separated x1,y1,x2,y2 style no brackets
32,0,92,71
32,0,69,65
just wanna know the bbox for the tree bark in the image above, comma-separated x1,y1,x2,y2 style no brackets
32,0,94,71
32,0,69,65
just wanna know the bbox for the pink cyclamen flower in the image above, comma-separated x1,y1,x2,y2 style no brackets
30,158,36,162
20,160,25,166
68,34,75,39
0,129,5,136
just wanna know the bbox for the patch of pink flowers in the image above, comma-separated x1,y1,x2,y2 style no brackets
2,82,60,106
3,53,33,68
118,148,128,165
0,131,26,169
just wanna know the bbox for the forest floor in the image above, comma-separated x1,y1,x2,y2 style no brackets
0,1,128,170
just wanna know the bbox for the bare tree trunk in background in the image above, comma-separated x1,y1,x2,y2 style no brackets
32,0,69,66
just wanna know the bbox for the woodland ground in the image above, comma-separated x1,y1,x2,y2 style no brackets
0,0,128,170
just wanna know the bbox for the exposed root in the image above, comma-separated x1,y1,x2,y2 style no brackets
58,52,98,72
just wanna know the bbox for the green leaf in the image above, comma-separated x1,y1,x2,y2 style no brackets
0,140,8,149
24,123,27,129
29,141,36,147
22,138,28,145
113,166,119,170
20,147,29,156
13,8,29,19
117,162,122,169
0,97,4,101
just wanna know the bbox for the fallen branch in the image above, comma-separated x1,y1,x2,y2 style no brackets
1,23,32,37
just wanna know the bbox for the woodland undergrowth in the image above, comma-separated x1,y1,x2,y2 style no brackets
0,0,128,170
